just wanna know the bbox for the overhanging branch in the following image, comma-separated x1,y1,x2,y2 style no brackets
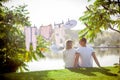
102,5,119,13
109,25,120,33
84,23,92,30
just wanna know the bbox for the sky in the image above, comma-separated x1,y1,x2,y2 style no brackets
4,0,93,30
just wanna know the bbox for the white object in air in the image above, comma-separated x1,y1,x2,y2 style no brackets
64,19,77,29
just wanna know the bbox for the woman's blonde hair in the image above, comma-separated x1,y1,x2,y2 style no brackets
65,40,73,50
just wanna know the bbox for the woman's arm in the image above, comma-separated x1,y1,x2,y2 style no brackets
63,51,66,62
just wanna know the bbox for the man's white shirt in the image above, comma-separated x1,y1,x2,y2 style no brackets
77,46,94,67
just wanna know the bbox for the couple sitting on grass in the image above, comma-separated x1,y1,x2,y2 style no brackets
63,38,101,68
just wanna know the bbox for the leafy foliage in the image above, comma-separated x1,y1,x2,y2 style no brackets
0,1,49,73
23,36,50,62
79,0,120,42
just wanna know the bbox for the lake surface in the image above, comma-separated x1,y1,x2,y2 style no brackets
27,48,120,71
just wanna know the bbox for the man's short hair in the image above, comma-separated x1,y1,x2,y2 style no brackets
80,38,87,43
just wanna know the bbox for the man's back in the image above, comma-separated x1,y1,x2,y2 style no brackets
77,46,94,67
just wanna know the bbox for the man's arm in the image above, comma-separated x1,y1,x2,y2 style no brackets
92,52,101,67
74,53,80,68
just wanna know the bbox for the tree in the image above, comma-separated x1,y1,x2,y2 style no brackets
0,3,31,73
79,0,120,42
0,1,49,73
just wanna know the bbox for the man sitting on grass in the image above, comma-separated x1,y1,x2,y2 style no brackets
74,38,101,68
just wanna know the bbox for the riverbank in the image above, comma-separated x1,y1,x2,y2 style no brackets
1,67,120,80
93,46,120,48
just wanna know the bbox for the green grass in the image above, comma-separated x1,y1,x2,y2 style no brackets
1,67,120,80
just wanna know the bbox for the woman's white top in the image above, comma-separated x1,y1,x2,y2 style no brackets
63,48,76,68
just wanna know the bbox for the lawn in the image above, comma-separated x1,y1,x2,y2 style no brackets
0,67,120,80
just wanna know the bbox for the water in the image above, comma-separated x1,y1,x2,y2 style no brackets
27,48,120,71
93,48,120,67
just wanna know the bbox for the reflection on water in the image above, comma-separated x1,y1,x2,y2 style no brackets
95,48,120,57
93,48,120,67
27,48,120,71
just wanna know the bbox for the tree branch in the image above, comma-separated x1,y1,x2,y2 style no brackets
84,23,92,30
86,6,91,11
109,25,120,33
108,0,111,4
102,5,119,13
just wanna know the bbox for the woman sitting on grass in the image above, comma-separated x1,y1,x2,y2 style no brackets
63,40,77,68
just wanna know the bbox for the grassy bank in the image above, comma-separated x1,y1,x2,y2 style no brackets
1,67,120,80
